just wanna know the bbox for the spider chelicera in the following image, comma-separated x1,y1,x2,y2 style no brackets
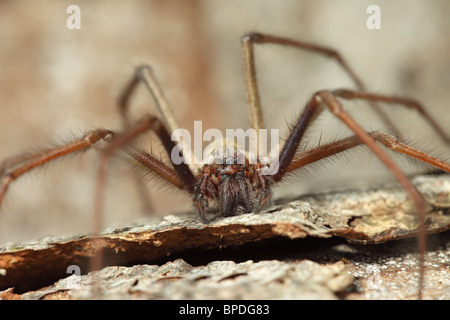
0,33,449,298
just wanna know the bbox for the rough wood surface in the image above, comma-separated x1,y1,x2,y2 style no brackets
14,260,354,300
0,174,449,299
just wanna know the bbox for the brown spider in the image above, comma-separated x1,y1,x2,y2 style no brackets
0,33,449,298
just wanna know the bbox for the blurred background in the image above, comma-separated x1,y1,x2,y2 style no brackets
0,0,449,244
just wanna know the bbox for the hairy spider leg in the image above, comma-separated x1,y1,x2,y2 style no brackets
118,65,198,213
288,131,450,173
0,125,188,209
333,89,450,144
95,115,197,227
0,129,113,207
270,89,450,299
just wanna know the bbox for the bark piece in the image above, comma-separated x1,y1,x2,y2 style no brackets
0,174,448,297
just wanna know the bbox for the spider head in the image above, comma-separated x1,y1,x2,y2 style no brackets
195,142,272,221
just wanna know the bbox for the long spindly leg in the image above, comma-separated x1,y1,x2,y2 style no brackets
288,132,450,173
271,90,449,299
0,125,186,212
0,129,113,207
241,32,368,131
119,65,180,133
118,65,195,213
126,148,186,190
240,32,444,140
118,65,199,168
332,89,450,145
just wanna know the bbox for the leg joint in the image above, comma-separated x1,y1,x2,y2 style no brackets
241,32,264,44
371,132,399,149
135,64,153,78
84,129,114,145
314,90,343,115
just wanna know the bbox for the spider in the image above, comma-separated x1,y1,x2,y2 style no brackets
0,33,449,299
